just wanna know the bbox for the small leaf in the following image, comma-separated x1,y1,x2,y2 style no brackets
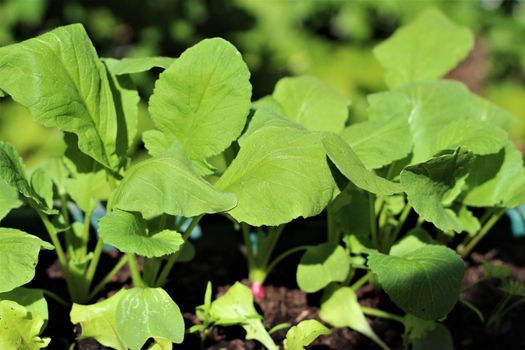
0,228,53,293
30,169,55,212
464,144,525,208
71,288,184,350
0,141,55,214
242,320,279,350
110,143,237,219
400,148,473,233
322,133,403,196
71,289,128,350
209,282,260,325
319,286,388,350
389,228,434,257
0,300,50,350
412,323,453,350
99,210,184,258
272,76,349,133
103,57,174,75
0,178,21,221
366,245,464,320
374,8,473,88
283,319,330,350
147,38,252,164
297,243,351,293
217,125,338,226
66,170,110,213
0,287,48,331
117,288,185,349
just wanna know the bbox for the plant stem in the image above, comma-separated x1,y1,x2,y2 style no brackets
155,215,203,287
42,289,70,307
127,253,144,287
361,306,404,323
369,194,378,248
265,245,310,279
36,210,68,269
458,210,504,257
351,271,372,291
88,255,128,300
260,225,285,267
385,204,412,251
80,209,93,258
85,238,104,287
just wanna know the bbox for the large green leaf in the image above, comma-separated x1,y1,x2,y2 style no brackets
319,286,388,350
117,288,185,349
0,24,121,170
373,8,473,88
340,118,412,170
0,141,55,214
0,300,50,350
322,133,403,196
99,209,184,258
0,228,53,293
216,126,338,226
283,319,330,350
366,245,464,320
0,178,21,221
110,143,237,219
71,288,184,350
272,76,349,133
400,148,473,233
146,38,252,166
296,243,351,293
367,81,511,163
103,57,174,75
463,144,525,208
0,287,48,331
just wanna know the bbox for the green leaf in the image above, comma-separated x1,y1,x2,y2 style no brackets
71,288,184,350
40,158,70,196
297,243,351,293
0,178,21,221
374,8,474,88
99,210,184,258
456,206,481,236
412,323,453,350
240,107,301,142
103,57,174,75
117,288,185,349
283,319,330,350
368,81,510,163
70,289,128,350
366,245,464,320
403,314,436,340
272,76,349,133
30,169,54,212
0,228,53,293
0,141,55,214
0,287,48,331
147,38,252,165
464,144,525,208
0,300,50,350
209,282,277,350
319,286,388,350
322,133,403,196
110,143,237,219
400,148,473,233
209,282,260,325
0,24,121,170
389,228,434,257
340,118,411,170
216,126,338,226
66,170,110,213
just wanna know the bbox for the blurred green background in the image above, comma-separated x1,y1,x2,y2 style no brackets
1,0,523,166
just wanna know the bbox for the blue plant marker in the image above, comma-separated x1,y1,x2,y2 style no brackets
178,216,202,240
507,205,525,237
250,232,258,254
